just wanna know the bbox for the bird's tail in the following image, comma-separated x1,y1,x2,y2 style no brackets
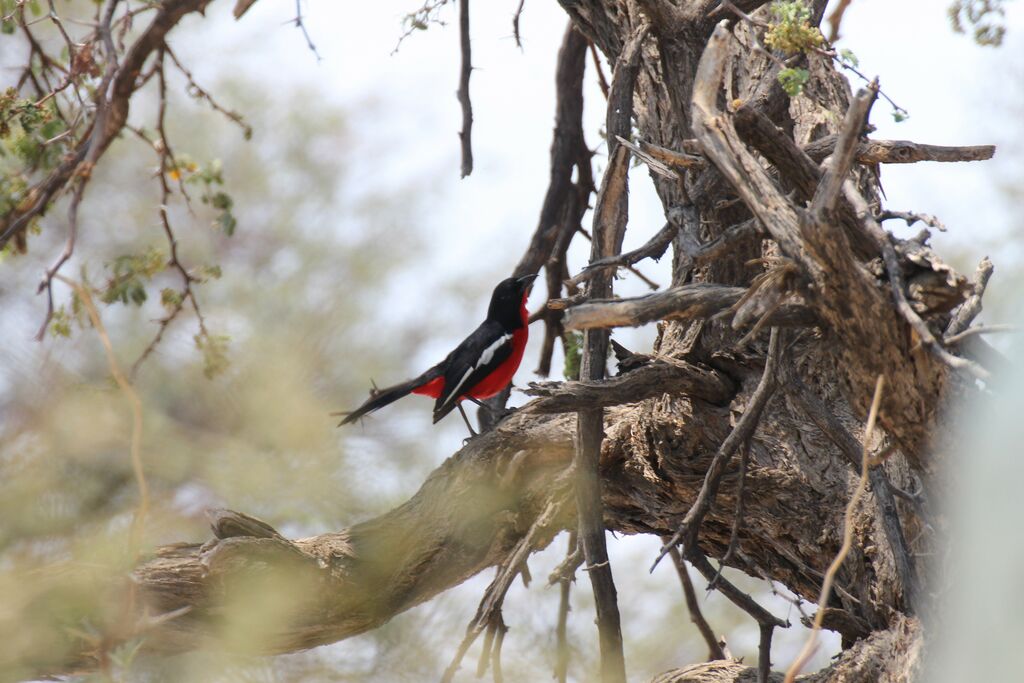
334,367,442,426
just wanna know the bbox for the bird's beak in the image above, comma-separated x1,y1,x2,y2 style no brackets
516,273,538,289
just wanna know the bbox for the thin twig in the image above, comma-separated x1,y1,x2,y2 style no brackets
875,209,947,232
589,41,610,99
292,0,322,61
56,275,148,557
784,375,885,683
664,543,726,661
511,0,525,49
944,324,1018,345
568,222,676,289
826,0,853,42
442,492,567,682
945,256,995,338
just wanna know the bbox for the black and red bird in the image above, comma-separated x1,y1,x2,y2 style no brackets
336,274,536,431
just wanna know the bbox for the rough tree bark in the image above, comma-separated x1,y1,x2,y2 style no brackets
10,1,995,681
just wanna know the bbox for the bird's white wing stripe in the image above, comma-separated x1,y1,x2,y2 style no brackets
439,334,513,410
441,367,476,410
477,333,512,369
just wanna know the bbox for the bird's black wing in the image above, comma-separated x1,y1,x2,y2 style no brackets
432,319,514,423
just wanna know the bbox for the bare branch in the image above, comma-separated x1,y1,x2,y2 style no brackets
562,282,815,332
826,0,853,42
524,358,735,412
875,209,947,232
572,24,648,682
512,0,526,49
664,544,726,661
514,23,591,377
554,532,577,683
842,181,990,381
457,0,473,177
803,136,996,165
783,371,919,613
292,0,322,61
945,256,995,337
567,222,677,288
810,83,877,219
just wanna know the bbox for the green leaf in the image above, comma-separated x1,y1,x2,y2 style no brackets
563,331,583,381
194,332,231,379
777,67,811,97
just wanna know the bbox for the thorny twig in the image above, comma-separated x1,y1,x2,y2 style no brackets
164,45,252,140
784,375,885,683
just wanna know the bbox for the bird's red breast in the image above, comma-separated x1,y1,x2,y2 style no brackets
410,292,529,401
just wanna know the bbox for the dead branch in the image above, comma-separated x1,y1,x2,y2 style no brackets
875,209,947,232
810,81,875,219
841,181,989,381
524,358,735,411
444,488,569,681
561,282,815,332
945,256,995,337
568,222,677,288
690,20,970,464
554,532,577,683
802,136,996,165
457,0,473,177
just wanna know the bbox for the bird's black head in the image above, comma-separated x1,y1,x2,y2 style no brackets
487,274,536,329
